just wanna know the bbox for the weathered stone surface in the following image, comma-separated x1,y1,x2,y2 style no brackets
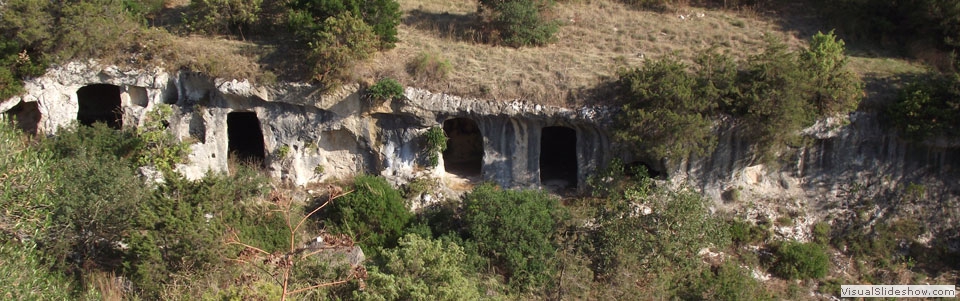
4,62,957,242
3,63,614,191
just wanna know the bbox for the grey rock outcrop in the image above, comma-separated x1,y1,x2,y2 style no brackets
1,62,613,191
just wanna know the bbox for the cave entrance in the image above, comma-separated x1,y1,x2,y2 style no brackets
5,101,40,134
442,118,484,177
77,84,122,129
227,111,266,165
540,126,577,190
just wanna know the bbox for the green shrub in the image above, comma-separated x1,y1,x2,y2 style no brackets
136,105,189,173
127,165,274,296
287,0,401,49
298,12,379,88
462,183,565,291
589,179,730,280
802,30,863,116
184,0,263,36
366,78,405,104
615,55,719,164
423,126,447,167
887,72,960,139
479,0,559,47
323,175,412,251
45,150,150,269
772,241,830,280
688,261,770,301
407,52,452,83
812,221,831,245
729,218,769,246
359,234,487,300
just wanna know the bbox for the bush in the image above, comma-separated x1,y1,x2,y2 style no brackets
366,78,404,104
287,0,401,49
589,179,730,280
423,126,447,167
359,234,487,300
688,261,770,301
478,0,559,47
462,183,565,291
184,0,263,36
45,149,151,269
322,175,412,251
802,30,863,116
772,241,830,280
407,52,452,83
729,218,770,246
298,12,379,88
616,55,719,164
887,72,960,139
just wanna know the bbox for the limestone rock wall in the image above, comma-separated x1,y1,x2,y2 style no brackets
0,63,614,190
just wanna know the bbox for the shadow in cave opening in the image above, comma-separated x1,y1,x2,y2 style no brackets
77,84,122,129
5,101,40,134
227,111,266,167
540,126,577,190
442,118,484,177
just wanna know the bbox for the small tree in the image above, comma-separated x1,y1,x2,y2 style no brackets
615,56,718,164
772,241,829,280
462,183,565,291
227,189,366,301
478,0,559,47
802,30,862,116
300,12,378,88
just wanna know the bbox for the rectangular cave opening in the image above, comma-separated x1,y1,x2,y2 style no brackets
442,118,484,177
540,126,578,190
227,111,266,166
5,101,40,134
77,84,122,129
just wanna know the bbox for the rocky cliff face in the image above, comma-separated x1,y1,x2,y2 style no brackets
3,63,959,211
0,62,613,192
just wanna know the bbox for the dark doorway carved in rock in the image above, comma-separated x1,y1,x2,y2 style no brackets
77,84,122,129
442,118,484,177
540,126,577,190
227,111,266,165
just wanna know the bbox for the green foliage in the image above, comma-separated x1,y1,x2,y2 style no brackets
54,0,138,60
424,126,447,167
887,72,960,139
729,218,770,246
802,30,863,116
359,234,486,300
407,52,452,83
812,221,831,245
462,183,565,291
366,77,405,104
588,178,730,280
688,261,771,301
733,38,815,157
616,56,719,164
479,0,559,47
44,139,151,269
184,0,263,36
772,241,829,280
287,0,401,49
136,105,189,173
277,144,291,158
0,242,75,300
617,34,861,166
323,175,412,251
299,12,379,88
127,166,274,296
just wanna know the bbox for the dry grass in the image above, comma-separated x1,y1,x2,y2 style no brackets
355,0,805,106
104,0,924,107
